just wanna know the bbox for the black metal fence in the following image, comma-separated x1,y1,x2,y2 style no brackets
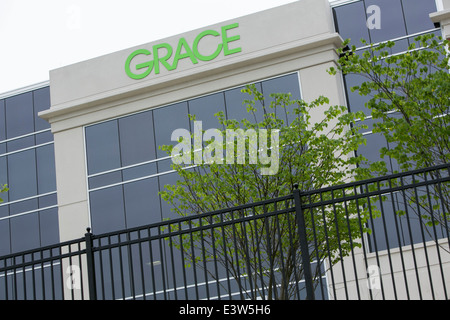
1,163,449,300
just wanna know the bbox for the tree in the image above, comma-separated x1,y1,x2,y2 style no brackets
159,85,375,299
329,34,449,241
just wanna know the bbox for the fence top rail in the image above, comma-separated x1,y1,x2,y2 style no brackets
0,236,86,262
299,162,450,200
0,248,88,273
90,205,296,251
90,193,296,241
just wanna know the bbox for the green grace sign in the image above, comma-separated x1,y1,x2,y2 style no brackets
125,23,242,80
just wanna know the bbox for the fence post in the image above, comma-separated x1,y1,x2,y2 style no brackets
293,184,315,300
84,227,97,300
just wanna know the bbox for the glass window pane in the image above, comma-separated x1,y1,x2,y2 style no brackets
0,205,8,219
156,158,175,174
366,0,406,43
402,0,436,35
389,39,409,54
85,120,121,175
261,73,301,125
9,199,38,216
88,171,122,190
188,92,226,129
39,208,59,246
7,149,37,201
0,219,10,256
10,213,40,253
6,136,35,153
357,132,389,169
38,193,57,208
262,74,301,100
333,1,370,47
123,177,161,228
153,102,189,159
0,99,5,141
122,162,157,181
35,130,53,145
0,156,8,203
118,110,156,167
33,87,51,131
90,186,125,234
225,83,264,123
36,144,56,194
158,171,182,221
5,92,34,138
344,73,372,115
353,118,374,135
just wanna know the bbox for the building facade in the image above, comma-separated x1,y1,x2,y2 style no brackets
0,84,59,256
0,0,449,299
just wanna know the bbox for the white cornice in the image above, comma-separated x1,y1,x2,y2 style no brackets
0,80,49,100
430,9,450,23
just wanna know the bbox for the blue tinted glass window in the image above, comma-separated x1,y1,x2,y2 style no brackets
0,205,8,219
262,74,301,100
122,162,157,181
118,110,156,167
153,102,189,159
36,144,56,194
0,102,4,154
353,118,373,135
6,136,35,153
35,130,53,145
402,0,437,35
156,158,175,174
10,213,40,252
261,73,301,125
39,193,57,208
0,219,10,256
85,120,121,175
365,0,407,43
123,177,161,228
225,83,264,123
5,92,34,138
90,186,125,234
158,171,182,220
88,171,122,190
39,208,59,246
33,87,51,132
7,150,37,201
357,132,389,169
333,1,370,47
344,73,372,115
0,99,5,141
387,139,401,172
0,156,8,203
188,92,226,129
9,199,38,216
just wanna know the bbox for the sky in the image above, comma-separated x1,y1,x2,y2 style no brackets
0,0,308,95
